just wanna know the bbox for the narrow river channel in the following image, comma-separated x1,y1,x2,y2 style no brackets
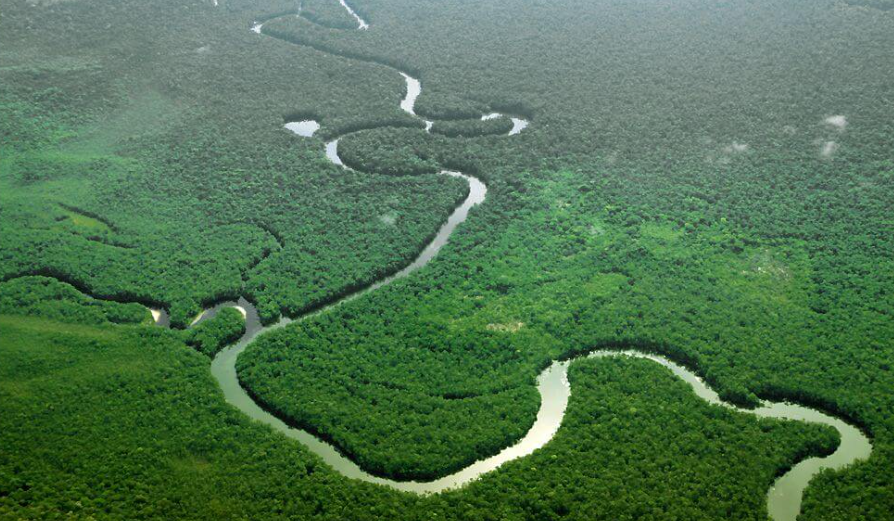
120,3,877,519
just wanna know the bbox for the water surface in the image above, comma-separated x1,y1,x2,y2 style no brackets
339,0,369,30
204,12,872,518
285,120,320,137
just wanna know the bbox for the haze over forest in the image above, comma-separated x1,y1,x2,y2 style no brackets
1,0,892,520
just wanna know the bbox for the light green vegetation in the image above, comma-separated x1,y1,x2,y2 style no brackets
1,0,892,518
0,0,467,326
0,312,835,520
239,6,894,513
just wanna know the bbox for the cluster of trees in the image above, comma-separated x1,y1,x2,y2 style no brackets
0,276,247,357
0,312,837,521
430,117,514,138
449,357,840,521
239,319,540,479
240,1,894,503
338,128,441,176
184,307,246,357
0,0,471,327
0,276,150,326
300,0,361,30
2,0,893,517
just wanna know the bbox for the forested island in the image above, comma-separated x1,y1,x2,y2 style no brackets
1,0,892,520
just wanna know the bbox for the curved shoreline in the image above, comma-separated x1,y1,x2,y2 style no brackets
5,3,872,520
1,265,872,510
339,0,369,30
216,346,872,502
215,10,872,518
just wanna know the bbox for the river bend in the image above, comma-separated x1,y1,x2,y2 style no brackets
25,2,870,520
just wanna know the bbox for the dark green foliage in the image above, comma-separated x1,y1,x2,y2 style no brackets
261,15,422,79
301,0,361,29
429,117,514,138
0,315,834,520
0,0,465,327
184,308,245,357
0,276,149,326
338,128,441,176
0,93,71,151
8,153,116,184
442,357,840,521
240,161,892,485
415,93,489,121
238,312,541,478
2,0,893,517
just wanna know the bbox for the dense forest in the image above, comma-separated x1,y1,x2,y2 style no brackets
846,0,894,10
0,0,467,326
2,0,892,519
0,310,837,520
0,276,246,356
184,307,246,357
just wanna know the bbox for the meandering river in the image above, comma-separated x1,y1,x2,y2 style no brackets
39,2,871,519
